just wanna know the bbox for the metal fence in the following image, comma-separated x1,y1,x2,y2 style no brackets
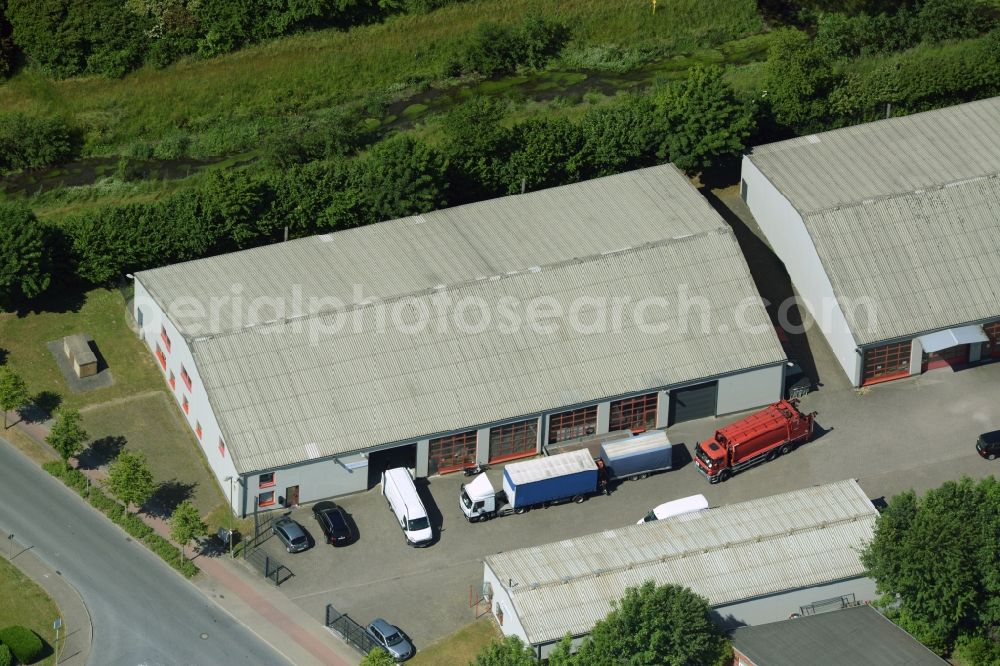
325,604,378,655
800,593,857,616
244,548,294,586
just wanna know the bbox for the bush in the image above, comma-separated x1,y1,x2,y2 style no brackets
953,634,1000,666
87,487,125,522
142,533,198,578
0,113,75,172
0,626,43,664
117,511,154,540
462,15,569,77
917,0,993,44
0,643,10,666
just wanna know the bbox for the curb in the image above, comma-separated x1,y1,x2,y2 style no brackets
0,529,94,666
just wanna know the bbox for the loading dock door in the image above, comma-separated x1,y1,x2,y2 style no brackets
668,381,718,425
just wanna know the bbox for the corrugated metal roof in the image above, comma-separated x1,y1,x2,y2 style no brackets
485,480,877,645
505,450,596,486
193,229,785,473
137,165,724,338
747,97,1000,214
731,605,947,666
747,98,1000,345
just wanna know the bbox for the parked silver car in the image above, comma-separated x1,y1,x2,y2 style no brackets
273,517,310,553
366,618,414,661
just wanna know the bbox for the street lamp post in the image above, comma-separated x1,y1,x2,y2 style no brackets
223,476,235,558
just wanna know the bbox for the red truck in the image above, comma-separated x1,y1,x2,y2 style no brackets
694,399,816,483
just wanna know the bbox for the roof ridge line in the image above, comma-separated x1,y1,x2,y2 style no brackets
508,509,875,594
190,228,730,342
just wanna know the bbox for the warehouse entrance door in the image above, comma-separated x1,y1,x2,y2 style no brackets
367,444,417,488
668,381,718,425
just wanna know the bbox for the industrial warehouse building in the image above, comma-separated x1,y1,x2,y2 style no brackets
483,480,879,658
741,97,1000,387
133,164,786,516
731,605,946,666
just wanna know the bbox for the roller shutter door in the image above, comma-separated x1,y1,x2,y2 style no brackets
668,381,718,425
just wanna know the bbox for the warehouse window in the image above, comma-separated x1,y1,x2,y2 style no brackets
489,419,538,463
181,395,189,414
195,421,202,439
154,344,166,370
160,326,171,352
218,438,225,457
168,371,176,390
260,472,275,488
548,405,598,444
610,393,658,432
180,366,192,391
429,430,478,475
984,321,1000,358
862,341,911,385
258,491,275,507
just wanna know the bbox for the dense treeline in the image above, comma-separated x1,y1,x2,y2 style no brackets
0,0,470,79
862,477,1000,663
2,0,1000,307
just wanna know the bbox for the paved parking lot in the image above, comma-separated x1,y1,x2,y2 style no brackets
254,358,1000,650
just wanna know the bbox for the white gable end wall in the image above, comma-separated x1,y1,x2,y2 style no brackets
741,157,863,386
134,278,242,515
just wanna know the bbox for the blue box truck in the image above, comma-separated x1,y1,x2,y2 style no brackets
460,450,599,521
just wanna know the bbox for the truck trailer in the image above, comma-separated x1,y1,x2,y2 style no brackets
600,430,672,483
694,399,816,483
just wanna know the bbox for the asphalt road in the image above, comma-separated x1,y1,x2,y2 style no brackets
0,441,290,666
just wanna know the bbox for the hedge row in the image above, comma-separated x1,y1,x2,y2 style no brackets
41,462,198,578
0,625,42,664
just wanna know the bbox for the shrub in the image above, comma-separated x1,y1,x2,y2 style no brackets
0,113,75,172
142,533,199,578
0,626,43,664
117,511,154,540
462,15,569,77
0,643,10,666
87,487,125,521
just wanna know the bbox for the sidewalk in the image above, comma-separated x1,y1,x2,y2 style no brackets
0,529,92,666
10,415,359,666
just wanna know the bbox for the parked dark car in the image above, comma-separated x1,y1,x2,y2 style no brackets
977,430,1000,460
273,517,310,553
312,501,356,546
366,618,414,662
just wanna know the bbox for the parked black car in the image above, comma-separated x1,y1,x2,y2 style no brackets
977,430,1000,460
312,501,356,546
273,518,310,553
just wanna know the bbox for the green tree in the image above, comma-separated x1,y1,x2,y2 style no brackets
764,28,837,131
574,582,731,666
653,65,756,174
575,94,659,179
354,135,448,222
0,366,29,429
441,97,512,202
46,408,88,465
472,636,536,666
360,647,396,666
917,0,992,44
169,499,207,560
106,450,156,513
861,477,1000,654
0,202,52,304
502,117,584,194
200,170,276,251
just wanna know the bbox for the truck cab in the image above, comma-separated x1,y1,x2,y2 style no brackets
695,434,729,478
460,473,497,521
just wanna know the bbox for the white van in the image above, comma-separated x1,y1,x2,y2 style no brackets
381,467,433,546
637,494,709,524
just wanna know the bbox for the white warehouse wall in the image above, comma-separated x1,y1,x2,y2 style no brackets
713,576,879,629
716,364,784,415
133,279,242,514
483,563,531,648
741,157,862,386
